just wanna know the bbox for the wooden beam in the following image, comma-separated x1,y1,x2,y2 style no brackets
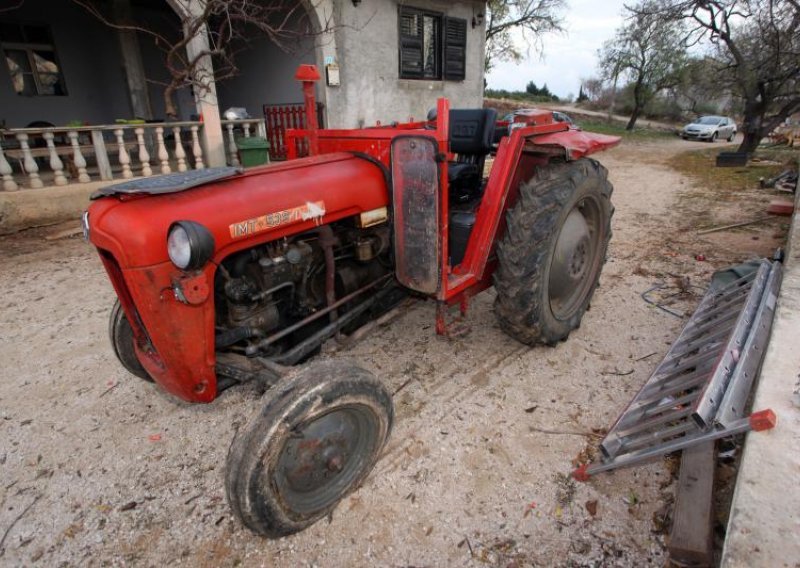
668,441,715,567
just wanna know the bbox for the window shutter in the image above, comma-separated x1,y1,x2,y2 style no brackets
399,9,424,79
443,17,467,81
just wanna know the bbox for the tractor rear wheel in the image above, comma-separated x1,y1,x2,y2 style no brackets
109,299,153,382
494,158,613,345
225,360,393,537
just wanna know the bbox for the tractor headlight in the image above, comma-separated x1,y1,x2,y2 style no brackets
167,221,215,270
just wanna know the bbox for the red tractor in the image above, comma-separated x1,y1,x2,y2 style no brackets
85,65,619,537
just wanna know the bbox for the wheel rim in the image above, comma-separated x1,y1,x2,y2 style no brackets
548,197,603,320
273,404,379,515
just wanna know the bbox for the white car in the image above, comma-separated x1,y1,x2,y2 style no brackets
681,116,737,142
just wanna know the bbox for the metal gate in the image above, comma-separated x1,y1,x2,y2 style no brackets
263,102,325,160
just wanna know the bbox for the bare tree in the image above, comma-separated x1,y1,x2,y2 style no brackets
599,0,687,130
638,0,800,152
580,77,605,102
485,0,566,72
71,0,327,119
670,56,728,116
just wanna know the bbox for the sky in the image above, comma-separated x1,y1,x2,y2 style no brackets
485,0,629,98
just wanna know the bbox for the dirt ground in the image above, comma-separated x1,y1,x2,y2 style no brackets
0,136,787,567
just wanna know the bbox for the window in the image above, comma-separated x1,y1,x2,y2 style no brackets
1,23,67,96
399,7,466,81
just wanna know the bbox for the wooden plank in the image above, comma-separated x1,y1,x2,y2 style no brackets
668,440,715,566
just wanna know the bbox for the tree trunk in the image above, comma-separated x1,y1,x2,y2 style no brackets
626,75,645,131
164,84,179,121
737,132,762,153
736,100,762,153
626,104,642,130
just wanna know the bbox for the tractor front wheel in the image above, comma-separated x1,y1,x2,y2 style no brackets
494,158,613,345
109,300,153,382
225,360,393,537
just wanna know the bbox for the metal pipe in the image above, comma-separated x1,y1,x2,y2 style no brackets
317,225,338,325
215,326,264,349
244,273,394,355
267,285,395,366
336,298,414,347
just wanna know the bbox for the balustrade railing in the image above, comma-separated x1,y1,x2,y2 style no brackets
221,118,267,167
0,118,266,191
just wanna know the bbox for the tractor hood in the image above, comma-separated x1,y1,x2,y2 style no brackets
87,153,389,268
91,167,244,198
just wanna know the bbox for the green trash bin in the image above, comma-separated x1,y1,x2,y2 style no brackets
235,136,270,167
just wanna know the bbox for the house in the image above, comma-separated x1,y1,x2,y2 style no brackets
0,0,487,193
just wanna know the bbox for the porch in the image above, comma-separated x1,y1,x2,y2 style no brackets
0,0,320,194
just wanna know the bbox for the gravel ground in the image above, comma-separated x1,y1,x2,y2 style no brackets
0,137,782,567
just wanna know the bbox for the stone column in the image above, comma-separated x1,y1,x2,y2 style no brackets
113,0,153,120
167,0,225,168
184,26,226,167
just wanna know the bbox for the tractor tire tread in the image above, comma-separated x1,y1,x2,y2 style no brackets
225,359,393,538
493,158,613,346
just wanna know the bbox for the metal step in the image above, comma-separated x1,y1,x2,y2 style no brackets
574,259,781,480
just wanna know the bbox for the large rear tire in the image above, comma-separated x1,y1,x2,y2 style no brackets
225,360,393,537
494,158,613,345
109,299,153,382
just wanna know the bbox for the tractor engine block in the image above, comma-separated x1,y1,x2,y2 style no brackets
214,220,391,356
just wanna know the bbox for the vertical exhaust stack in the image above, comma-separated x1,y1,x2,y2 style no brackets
294,64,321,156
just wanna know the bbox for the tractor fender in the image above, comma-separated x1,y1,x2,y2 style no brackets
526,129,621,160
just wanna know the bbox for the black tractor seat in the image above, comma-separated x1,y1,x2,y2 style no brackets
447,108,497,202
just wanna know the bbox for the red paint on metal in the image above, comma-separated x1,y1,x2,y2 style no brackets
89,154,386,268
749,409,777,431
89,154,386,402
264,103,317,160
90,74,620,402
295,64,320,155
572,464,591,482
176,273,210,305
294,64,321,82
510,108,557,126
767,199,794,216
525,129,621,160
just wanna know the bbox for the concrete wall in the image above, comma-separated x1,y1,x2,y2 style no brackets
1,0,486,129
135,9,195,121
0,1,131,127
0,1,192,127
216,14,317,118
311,0,486,128
720,184,800,567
